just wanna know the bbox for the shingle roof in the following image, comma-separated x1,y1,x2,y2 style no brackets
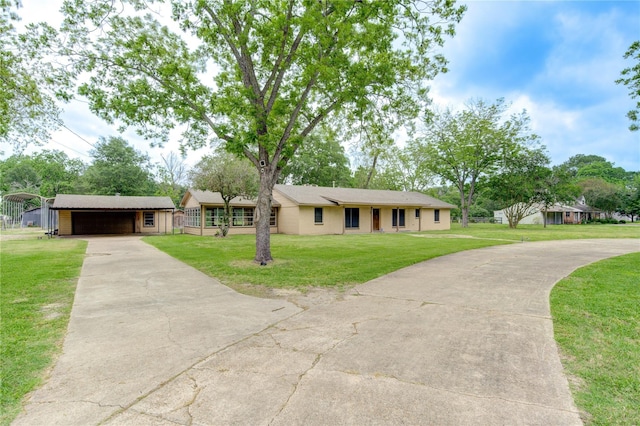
273,185,456,208
181,189,281,207
51,194,175,210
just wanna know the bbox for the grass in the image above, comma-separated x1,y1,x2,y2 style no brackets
145,223,638,292
430,222,640,241
550,252,640,425
144,232,509,291
0,237,87,426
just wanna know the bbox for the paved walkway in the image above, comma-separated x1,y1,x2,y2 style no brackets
14,237,639,425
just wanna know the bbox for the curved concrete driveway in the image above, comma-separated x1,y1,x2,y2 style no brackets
14,237,639,425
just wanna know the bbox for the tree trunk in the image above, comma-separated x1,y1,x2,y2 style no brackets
542,208,547,228
460,192,469,228
254,171,277,263
364,153,379,189
220,198,231,237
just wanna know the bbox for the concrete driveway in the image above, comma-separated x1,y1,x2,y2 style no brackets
14,236,639,425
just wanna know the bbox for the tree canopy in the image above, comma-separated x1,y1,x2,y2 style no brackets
417,98,542,227
616,40,640,131
0,1,71,152
29,0,466,262
83,136,157,196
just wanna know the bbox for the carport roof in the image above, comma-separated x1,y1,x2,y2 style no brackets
51,194,175,210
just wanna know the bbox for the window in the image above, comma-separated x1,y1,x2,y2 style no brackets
143,212,155,227
565,211,570,217
415,209,420,219
392,209,405,227
434,209,440,223
314,207,323,224
185,208,201,227
232,207,254,227
270,208,277,226
345,208,359,229
205,207,225,227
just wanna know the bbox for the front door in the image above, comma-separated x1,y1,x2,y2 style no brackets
373,209,380,231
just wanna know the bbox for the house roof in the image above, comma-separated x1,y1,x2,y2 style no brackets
180,189,281,208
273,184,456,208
51,194,175,210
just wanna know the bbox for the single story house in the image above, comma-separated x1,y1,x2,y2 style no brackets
51,194,175,236
494,199,603,225
180,189,280,236
180,184,455,236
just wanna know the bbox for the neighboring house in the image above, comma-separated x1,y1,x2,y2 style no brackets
51,194,175,236
494,199,603,225
180,185,455,236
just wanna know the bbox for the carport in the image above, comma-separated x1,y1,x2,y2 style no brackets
51,194,175,236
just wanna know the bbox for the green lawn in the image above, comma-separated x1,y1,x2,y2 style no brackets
430,222,640,241
144,232,509,291
0,238,87,426
551,252,640,425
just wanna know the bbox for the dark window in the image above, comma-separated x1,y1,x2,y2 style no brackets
270,208,277,226
415,209,420,218
232,208,254,226
345,208,359,229
314,207,323,224
565,211,570,217
143,212,154,227
392,209,405,227
205,207,225,227
434,209,440,222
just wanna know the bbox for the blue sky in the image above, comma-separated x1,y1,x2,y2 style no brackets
10,0,640,172
429,0,640,172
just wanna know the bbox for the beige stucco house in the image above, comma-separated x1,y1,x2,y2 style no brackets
180,185,454,236
180,189,280,236
51,194,175,236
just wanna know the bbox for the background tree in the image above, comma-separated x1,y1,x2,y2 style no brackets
419,98,541,227
0,150,85,196
536,165,581,227
279,126,352,187
189,152,259,237
619,173,640,222
38,0,466,263
485,146,550,228
616,40,640,131
156,152,187,207
578,178,621,218
83,136,157,196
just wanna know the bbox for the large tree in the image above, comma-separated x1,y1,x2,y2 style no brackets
616,40,640,131
189,151,259,237
419,98,541,227
83,136,157,196
485,146,550,228
33,0,466,262
1,1,70,152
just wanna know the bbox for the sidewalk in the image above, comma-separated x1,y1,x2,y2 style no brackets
14,237,639,425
